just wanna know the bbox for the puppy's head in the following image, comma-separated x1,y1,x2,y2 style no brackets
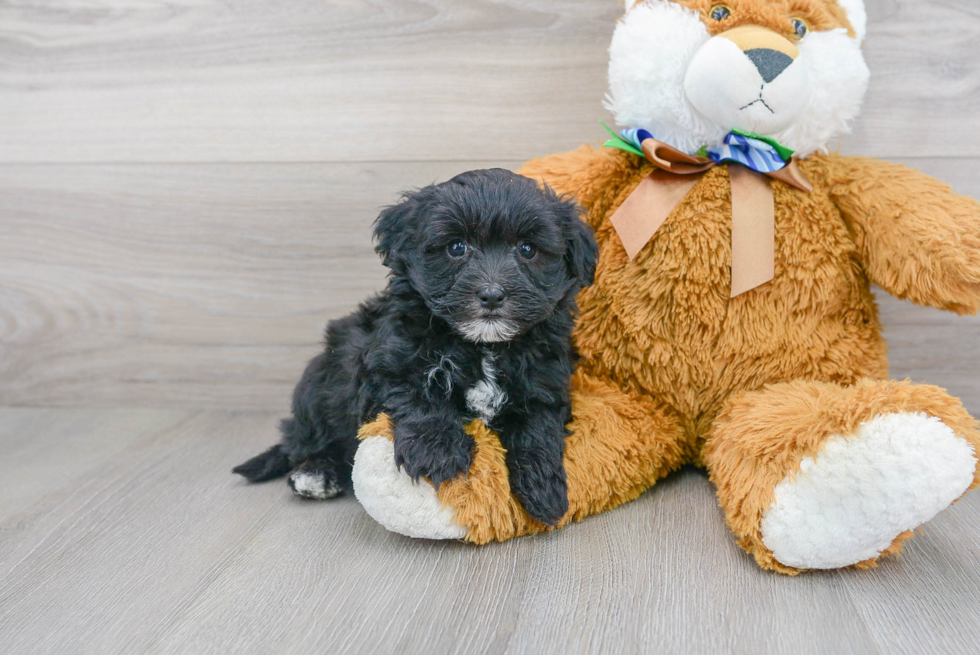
374,169,597,343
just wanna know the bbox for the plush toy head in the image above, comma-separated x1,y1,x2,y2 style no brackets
606,0,869,157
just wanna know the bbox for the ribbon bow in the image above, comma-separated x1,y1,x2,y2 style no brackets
604,125,813,297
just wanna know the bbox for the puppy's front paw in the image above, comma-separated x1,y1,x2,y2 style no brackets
393,419,475,489
509,458,569,526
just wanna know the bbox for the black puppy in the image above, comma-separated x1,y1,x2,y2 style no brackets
233,168,597,525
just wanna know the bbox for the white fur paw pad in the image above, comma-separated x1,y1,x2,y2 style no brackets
288,469,341,500
760,412,977,569
351,436,467,540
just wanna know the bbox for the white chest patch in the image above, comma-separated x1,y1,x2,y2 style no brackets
465,353,507,424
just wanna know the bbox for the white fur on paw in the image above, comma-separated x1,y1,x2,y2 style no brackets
760,412,977,569
289,470,340,500
351,436,467,540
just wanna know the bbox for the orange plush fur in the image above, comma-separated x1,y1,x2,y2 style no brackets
660,0,855,39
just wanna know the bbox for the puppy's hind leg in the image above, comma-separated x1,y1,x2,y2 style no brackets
235,307,370,496
288,459,346,500
281,414,357,500
234,350,355,494
286,438,355,500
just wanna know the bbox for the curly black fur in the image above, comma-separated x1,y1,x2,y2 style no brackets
233,168,597,525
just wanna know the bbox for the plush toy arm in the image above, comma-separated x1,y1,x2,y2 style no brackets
824,155,980,314
518,145,635,230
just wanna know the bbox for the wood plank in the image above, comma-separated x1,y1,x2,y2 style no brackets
1,0,979,162
0,408,978,654
843,493,980,655
500,472,878,655
0,161,512,410
0,407,185,543
0,408,288,653
2,158,979,411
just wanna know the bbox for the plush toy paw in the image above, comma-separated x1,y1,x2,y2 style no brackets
352,435,467,540
393,418,475,488
759,412,977,570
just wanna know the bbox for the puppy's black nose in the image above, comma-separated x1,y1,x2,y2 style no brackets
478,285,506,310
744,48,793,83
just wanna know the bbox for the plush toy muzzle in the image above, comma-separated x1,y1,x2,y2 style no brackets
684,24,811,136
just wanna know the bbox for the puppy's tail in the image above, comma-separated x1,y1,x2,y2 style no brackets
232,444,292,482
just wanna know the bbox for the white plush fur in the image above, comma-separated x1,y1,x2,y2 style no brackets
607,2,721,155
836,0,867,43
352,436,467,540
778,27,869,157
606,1,870,157
684,35,811,136
760,412,977,570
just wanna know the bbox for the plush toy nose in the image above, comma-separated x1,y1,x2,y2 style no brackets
478,285,506,310
744,49,794,83
719,25,799,83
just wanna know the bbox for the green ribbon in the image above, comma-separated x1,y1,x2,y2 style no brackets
600,121,796,163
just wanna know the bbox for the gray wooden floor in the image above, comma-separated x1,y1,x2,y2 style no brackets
3,1,980,653
1,406,979,654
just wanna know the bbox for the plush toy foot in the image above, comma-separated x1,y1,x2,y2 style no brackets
706,379,980,574
759,412,975,569
351,435,467,540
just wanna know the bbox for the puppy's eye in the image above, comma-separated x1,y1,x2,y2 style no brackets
447,240,467,258
710,4,731,21
517,241,537,260
791,17,808,39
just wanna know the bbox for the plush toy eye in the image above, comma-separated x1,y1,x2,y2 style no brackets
517,241,537,259
791,17,809,39
447,240,467,258
710,4,731,21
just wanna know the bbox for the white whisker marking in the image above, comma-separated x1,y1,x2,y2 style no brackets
457,319,519,343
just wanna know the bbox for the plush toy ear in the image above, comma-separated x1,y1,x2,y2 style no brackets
836,0,867,43
373,194,419,269
557,194,598,288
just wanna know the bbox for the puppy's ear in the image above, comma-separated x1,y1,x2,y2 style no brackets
373,193,419,268
556,192,598,287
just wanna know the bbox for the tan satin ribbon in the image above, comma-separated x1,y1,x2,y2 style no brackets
610,138,813,297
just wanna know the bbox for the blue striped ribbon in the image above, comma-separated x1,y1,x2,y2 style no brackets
620,128,656,152
705,133,787,173
620,130,789,174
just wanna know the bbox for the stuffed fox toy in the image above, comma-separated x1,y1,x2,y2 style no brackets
350,0,980,574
